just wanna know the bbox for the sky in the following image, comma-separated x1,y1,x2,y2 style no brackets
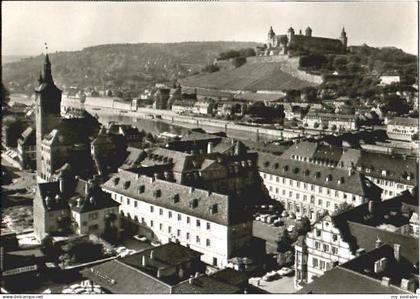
2,1,418,56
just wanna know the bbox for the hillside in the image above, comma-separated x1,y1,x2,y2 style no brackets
180,60,318,92
2,41,259,96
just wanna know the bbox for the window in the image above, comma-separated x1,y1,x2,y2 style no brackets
206,239,211,247
297,182,300,188
311,185,315,191
159,208,163,216
296,193,300,199
159,223,163,231
316,229,321,237
196,235,200,244
289,179,293,186
318,186,323,193
282,190,286,195
134,201,138,208
88,212,98,220
168,211,172,218
310,196,315,204
323,244,329,252
177,229,181,237
186,232,190,240
343,193,347,199
196,220,201,227
178,214,182,221
320,260,326,270
289,191,293,198
332,234,338,242
276,188,279,194
150,206,154,213
127,198,130,205
318,199,323,206
168,226,172,233
312,258,318,268
206,222,211,230
187,217,190,224
326,201,330,208
303,195,307,202
315,241,320,250
269,186,273,192
89,224,98,231
150,220,154,227
332,247,338,255
213,257,218,266
276,177,279,182
335,191,339,198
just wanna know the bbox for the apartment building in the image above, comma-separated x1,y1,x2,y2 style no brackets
258,142,382,222
101,169,253,268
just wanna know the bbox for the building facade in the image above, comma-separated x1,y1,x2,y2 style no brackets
102,169,253,268
17,127,36,171
386,117,418,141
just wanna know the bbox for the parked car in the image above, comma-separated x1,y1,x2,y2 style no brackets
277,267,294,277
281,211,289,217
134,235,148,242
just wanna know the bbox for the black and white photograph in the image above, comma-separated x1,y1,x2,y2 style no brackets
1,0,419,295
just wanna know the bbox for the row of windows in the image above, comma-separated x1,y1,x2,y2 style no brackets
312,257,332,270
263,174,356,200
151,220,211,247
112,193,212,231
314,241,338,254
274,189,354,210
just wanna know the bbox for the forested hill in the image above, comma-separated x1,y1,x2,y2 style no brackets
2,41,260,95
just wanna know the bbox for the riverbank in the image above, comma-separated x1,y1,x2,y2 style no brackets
63,98,323,141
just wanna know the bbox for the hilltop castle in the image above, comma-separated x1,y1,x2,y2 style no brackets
259,26,347,56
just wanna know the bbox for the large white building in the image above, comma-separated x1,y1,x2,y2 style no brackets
386,117,418,142
258,142,382,223
101,169,253,268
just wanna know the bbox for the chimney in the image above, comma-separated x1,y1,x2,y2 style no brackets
59,177,66,194
142,255,147,267
375,237,382,248
157,268,162,278
189,277,194,285
381,276,390,287
380,257,388,271
85,181,90,194
207,142,214,154
401,278,416,292
374,260,382,273
356,248,365,256
194,272,200,278
394,244,401,262
150,250,154,260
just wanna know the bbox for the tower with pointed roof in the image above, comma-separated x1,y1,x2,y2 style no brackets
35,53,62,181
340,27,348,49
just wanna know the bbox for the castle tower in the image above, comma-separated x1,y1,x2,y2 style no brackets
340,27,348,49
35,53,62,181
305,26,312,37
267,26,276,48
287,27,295,45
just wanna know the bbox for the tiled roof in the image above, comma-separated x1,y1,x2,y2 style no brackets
121,147,146,169
388,117,418,127
81,260,171,294
357,152,417,185
296,265,411,294
18,126,35,146
102,170,247,226
257,152,380,197
173,99,196,107
210,268,249,287
121,243,202,270
172,274,240,294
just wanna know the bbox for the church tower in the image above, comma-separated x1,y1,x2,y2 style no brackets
35,53,62,181
305,26,312,37
267,26,276,48
287,27,295,46
340,27,348,49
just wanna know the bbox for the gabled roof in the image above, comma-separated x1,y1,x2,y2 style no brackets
387,117,418,127
102,170,247,226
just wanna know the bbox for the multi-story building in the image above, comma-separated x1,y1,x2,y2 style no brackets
258,142,382,222
386,117,418,141
33,168,120,241
295,189,418,288
297,244,418,294
102,169,253,268
171,99,196,114
81,243,252,294
193,100,215,115
303,111,358,131
17,127,36,171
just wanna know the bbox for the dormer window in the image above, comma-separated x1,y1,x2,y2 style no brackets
138,185,145,193
210,204,218,214
264,161,270,167
325,174,332,182
293,167,299,174
304,169,310,176
314,171,321,178
381,170,387,176
338,177,344,185
153,189,161,198
274,163,279,169
113,177,120,185
283,165,289,172
173,194,180,203
189,198,198,208
123,181,131,189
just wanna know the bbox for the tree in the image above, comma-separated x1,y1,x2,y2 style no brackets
296,216,311,235
382,94,409,115
202,64,220,73
331,202,354,217
231,57,247,68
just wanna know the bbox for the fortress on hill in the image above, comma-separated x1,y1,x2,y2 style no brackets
257,26,348,56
